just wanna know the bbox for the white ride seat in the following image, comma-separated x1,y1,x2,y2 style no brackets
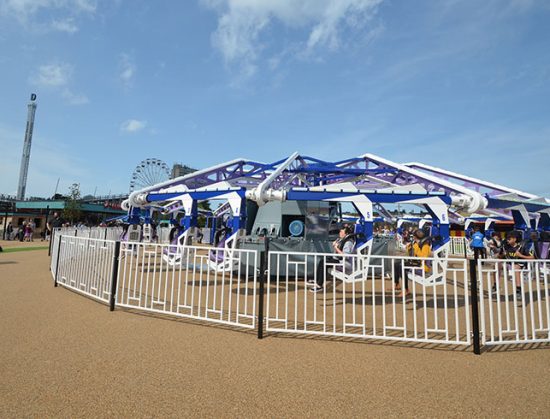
406,269,445,286
330,261,368,283
206,232,241,273
329,239,371,284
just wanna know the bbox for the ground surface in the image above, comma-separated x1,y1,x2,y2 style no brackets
1,243,549,417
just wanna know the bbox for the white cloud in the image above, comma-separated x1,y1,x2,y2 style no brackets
202,0,383,80
62,88,89,105
0,0,97,23
29,62,89,105
51,17,79,33
119,53,136,88
120,119,147,134
30,62,72,87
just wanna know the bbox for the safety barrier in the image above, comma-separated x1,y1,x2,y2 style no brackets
48,234,550,353
449,237,473,257
266,251,471,345
56,226,123,241
477,259,550,345
157,226,171,244
116,242,258,328
53,235,118,304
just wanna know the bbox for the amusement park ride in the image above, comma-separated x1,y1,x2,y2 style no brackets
120,152,550,279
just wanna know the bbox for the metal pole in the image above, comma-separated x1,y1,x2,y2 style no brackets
469,257,481,355
54,235,62,287
44,205,50,244
109,241,121,311
257,237,269,339
2,210,7,240
48,227,53,257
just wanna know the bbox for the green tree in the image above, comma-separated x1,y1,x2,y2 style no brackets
197,200,212,228
198,200,212,212
63,183,82,224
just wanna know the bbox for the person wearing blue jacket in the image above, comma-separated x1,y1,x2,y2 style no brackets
470,226,487,259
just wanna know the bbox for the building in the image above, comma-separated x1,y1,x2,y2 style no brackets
171,163,196,179
0,198,126,239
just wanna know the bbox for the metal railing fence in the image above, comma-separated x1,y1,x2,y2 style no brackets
449,237,473,257
48,234,550,352
54,235,117,304
477,259,550,345
50,230,61,274
116,242,259,329
266,251,471,345
56,226,123,241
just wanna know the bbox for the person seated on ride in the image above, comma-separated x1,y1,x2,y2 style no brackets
209,226,232,263
537,231,550,260
120,223,129,241
392,229,432,297
488,232,502,258
163,225,181,255
493,230,534,297
308,225,355,293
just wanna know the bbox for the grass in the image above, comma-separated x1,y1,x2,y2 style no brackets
1,246,49,253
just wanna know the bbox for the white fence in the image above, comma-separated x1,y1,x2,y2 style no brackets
48,234,550,351
266,251,471,345
56,226,123,241
478,259,550,345
449,237,473,257
116,242,259,329
54,235,117,304
50,230,61,274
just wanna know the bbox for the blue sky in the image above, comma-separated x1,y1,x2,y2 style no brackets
0,0,549,198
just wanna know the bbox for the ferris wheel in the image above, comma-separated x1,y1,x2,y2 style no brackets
129,158,171,193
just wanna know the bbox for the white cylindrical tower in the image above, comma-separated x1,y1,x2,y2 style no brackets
16,93,38,200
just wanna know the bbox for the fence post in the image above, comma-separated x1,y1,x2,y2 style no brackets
109,241,121,311
257,238,269,339
54,235,62,287
48,228,54,258
469,258,481,355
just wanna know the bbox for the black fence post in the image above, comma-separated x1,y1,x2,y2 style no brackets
109,241,121,311
54,236,62,287
257,238,269,339
469,258,481,355
48,228,54,258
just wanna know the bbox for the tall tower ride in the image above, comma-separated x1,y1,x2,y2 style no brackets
16,93,38,200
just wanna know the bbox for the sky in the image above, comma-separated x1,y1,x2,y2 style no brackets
0,0,549,199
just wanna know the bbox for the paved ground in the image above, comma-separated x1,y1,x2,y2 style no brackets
1,245,550,417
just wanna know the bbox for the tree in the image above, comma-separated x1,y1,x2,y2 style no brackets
63,183,82,224
197,200,212,228
198,200,212,212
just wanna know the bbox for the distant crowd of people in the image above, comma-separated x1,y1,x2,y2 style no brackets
4,220,38,242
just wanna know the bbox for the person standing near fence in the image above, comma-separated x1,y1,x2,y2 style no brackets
6,222,13,240
46,212,63,240
470,226,486,259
